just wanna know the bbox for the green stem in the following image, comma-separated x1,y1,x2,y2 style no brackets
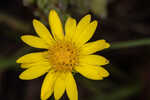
110,38,150,49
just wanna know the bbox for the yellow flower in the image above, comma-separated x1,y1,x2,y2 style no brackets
17,9,110,100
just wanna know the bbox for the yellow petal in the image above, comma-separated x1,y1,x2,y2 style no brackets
75,65,109,80
78,14,91,24
41,70,56,100
54,72,66,100
76,14,91,33
74,20,98,47
65,17,76,41
19,66,50,80
16,52,48,63
21,35,49,49
72,14,91,44
20,61,50,69
79,55,109,66
66,72,78,100
33,19,55,46
80,40,110,55
49,10,64,40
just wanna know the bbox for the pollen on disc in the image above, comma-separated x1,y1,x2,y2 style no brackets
48,41,79,71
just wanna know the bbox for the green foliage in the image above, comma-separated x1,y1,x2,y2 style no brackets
23,0,108,18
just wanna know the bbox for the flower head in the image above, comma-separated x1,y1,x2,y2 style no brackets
17,9,110,100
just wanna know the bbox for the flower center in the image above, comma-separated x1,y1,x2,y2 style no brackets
48,41,79,72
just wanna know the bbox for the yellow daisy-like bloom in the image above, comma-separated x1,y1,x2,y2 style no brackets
17,10,110,100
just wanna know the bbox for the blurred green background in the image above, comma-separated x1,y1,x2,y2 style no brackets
0,0,150,100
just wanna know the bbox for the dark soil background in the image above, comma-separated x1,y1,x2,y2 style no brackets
0,0,150,100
